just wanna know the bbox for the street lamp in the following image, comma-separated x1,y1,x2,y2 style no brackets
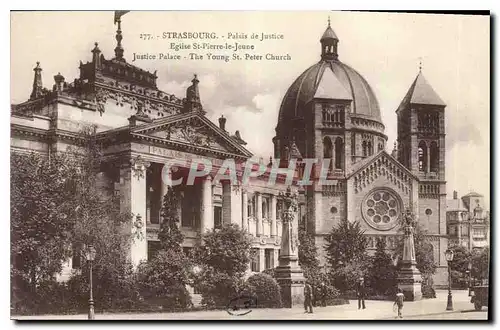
84,245,97,320
467,262,473,296
445,248,454,311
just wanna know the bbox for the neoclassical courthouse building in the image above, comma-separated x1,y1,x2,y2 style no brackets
11,19,450,285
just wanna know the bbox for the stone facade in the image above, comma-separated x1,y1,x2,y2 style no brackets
12,18,452,288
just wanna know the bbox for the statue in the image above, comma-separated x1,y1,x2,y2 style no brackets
397,207,422,301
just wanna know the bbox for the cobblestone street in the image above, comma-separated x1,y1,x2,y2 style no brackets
13,290,488,321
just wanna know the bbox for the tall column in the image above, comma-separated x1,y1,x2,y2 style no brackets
259,248,265,272
271,194,277,237
426,145,431,173
222,181,242,227
242,189,248,231
256,193,263,236
222,181,231,225
121,159,148,268
159,164,172,223
200,175,213,234
231,185,242,227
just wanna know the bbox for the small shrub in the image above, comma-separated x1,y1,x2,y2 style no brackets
421,274,436,299
198,271,246,308
246,273,282,308
135,249,192,310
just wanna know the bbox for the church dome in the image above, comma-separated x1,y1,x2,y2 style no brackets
277,21,383,129
278,61,382,123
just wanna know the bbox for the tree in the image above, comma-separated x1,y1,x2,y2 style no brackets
298,219,320,284
324,218,368,269
471,247,489,281
11,151,77,302
157,186,184,252
449,245,471,273
136,249,192,309
62,126,136,311
448,245,471,288
324,219,369,294
195,223,252,277
245,273,282,308
368,237,397,295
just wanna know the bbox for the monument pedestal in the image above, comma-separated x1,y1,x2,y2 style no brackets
397,263,422,301
276,187,305,308
275,256,305,308
397,208,423,301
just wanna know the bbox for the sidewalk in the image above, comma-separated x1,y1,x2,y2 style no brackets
13,290,478,320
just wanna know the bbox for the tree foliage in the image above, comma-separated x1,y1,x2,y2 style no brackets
471,247,489,281
245,273,282,308
298,220,320,284
324,218,368,269
449,245,471,273
136,249,192,309
367,237,397,295
11,152,77,294
195,223,252,277
324,219,369,293
11,125,135,313
157,186,184,252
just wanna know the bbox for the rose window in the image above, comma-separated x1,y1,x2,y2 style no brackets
362,189,402,231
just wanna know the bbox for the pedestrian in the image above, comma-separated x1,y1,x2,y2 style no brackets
356,277,366,310
394,288,404,319
304,282,313,313
320,282,327,307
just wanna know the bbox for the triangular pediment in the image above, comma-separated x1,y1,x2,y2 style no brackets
348,151,418,196
348,150,418,181
131,112,253,158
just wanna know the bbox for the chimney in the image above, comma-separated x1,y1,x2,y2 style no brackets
453,191,458,200
219,115,226,131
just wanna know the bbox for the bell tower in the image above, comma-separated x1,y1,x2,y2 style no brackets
396,68,448,287
396,69,446,182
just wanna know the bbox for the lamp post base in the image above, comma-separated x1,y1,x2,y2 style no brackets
88,299,95,320
446,293,453,311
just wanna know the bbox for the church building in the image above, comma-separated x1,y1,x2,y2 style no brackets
11,18,449,285
274,20,448,285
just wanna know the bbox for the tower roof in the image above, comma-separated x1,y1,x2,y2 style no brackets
397,71,446,112
321,21,338,41
321,26,338,41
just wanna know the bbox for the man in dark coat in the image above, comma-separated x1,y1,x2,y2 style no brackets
320,282,327,307
356,277,366,310
304,282,313,313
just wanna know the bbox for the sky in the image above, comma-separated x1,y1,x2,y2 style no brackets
10,11,490,207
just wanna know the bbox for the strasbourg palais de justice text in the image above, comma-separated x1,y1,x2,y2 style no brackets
133,32,291,63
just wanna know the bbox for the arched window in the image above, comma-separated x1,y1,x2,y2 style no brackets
418,141,428,172
367,141,372,156
430,141,439,173
335,137,343,170
323,137,333,171
362,141,368,157
378,143,383,152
